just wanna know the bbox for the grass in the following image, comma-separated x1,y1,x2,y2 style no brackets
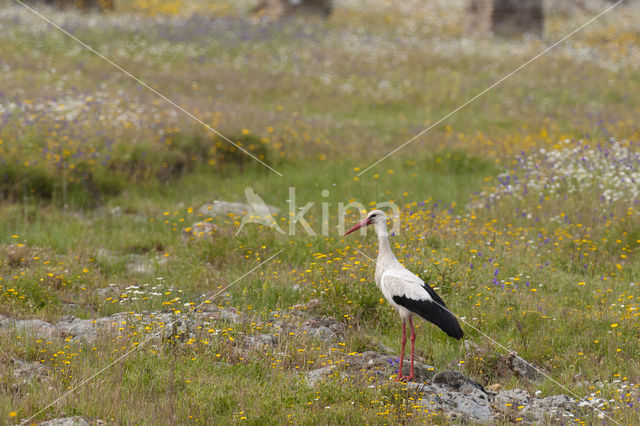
2,0,640,423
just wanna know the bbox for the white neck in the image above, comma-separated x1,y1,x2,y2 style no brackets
374,219,397,268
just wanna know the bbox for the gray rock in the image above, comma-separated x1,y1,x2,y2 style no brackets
433,370,489,396
375,343,395,354
0,316,57,338
242,334,278,350
411,382,493,421
402,371,494,421
56,317,97,342
505,353,543,381
95,248,117,266
11,358,50,384
398,359,437,382
359,351,395,368
38,417,93,426
445,390,493,421
199,305,247,324
1,312,129,343
126,256,154,275
313,326,337,340
162,318,196,343
305,366,336,387
522,394,577,421
299,317,346,341
182,221,217,241
96,284,119,297
410,374,581,424
344,351,436,382
493,388,532,413
345,350,392,374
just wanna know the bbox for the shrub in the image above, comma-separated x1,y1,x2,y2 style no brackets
0,131,272,206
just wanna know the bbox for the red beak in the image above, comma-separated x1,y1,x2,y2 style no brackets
344,217,372,236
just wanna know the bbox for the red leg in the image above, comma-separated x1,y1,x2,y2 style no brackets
407,317,416,381
396,320,407,382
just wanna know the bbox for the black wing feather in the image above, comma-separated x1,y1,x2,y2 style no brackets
421,282,447,309
393,286,464,340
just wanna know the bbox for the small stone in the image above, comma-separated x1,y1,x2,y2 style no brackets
494,388,532,413
314,326,336,340
126,256,154,275
56,317,97,342
11,358,50,384
182,221,217,241
505,353,543,381
305,366,336,387
432,370,488,397
0,316,57,338
242,334,278,350
346,351,435,382
415,381,493,421
39,417,92,426
486,383,501,392
97,285,119,297
299,317,346,341
522,394,577,421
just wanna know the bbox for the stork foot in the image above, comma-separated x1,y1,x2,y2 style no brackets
395,374,414,383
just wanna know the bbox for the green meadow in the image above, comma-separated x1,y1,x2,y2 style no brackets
1,0,640,423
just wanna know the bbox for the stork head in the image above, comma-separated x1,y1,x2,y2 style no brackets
344,209,387,236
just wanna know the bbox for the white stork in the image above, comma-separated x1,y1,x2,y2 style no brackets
344,209,463,382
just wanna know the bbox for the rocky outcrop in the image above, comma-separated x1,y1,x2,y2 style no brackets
0,315,58,338
347,350,436,383
0,308,603,424
493,387,532,410
303,350,436,387
406,371,586,422
38,416,105,426
409,370,494,421
11,357,50,386
0,306,247,343
521,394,578,422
